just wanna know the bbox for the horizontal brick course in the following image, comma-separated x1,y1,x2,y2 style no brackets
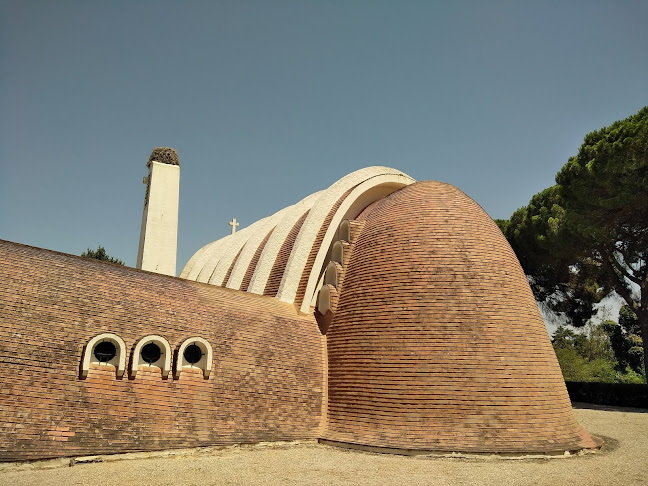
0,240,323,461
322,181,597,453
0,177,600,459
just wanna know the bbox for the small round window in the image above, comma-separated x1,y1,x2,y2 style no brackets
141,342,162,364
184,344,203,364
94,341,117,362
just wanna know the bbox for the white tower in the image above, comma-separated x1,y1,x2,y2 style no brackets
136,147,180,276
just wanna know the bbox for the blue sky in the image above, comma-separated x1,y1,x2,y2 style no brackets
1,1,647,273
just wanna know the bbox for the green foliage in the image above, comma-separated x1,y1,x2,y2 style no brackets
81,246,124,265
553,347,617,383
552,325,586,350
494,219,508,234
602,306,644,373
581,322,615,362
503,186,604,326
502,106,648,376
552,324,645,383
619,305,641,334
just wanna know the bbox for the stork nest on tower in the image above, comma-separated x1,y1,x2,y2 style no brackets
148,147,180,166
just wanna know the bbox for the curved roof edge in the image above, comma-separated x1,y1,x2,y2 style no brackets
180,166,415,311
245,190,324,294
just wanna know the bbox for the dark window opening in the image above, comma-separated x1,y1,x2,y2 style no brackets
184,344,203,364
141,342,162,364
94,341,117,362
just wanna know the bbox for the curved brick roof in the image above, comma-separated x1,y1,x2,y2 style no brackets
322,181,597,453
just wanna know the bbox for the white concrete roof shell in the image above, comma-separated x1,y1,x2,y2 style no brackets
189,232,244,283
278,169,415,312
246,190,323,295
223,203,300,290
180,166,415,312
182,196,308,287
180,239,221,280
275,167,414,303
202,215,274,285
182,217,267,283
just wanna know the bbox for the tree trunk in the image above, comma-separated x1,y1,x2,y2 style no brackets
639,310,648,379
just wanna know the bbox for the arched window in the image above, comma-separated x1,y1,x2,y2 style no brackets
130,335,172,378
317,284,337,314
315,284,338,335
324,261,340,288
331,241,347,266
338,219,351,243
174,337,213,379
81,333,127,378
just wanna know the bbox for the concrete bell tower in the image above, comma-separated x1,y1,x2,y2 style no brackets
136,147,180,276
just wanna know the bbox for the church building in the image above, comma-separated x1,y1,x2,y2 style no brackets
0,148,598,461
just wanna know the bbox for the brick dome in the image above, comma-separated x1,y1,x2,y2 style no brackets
322,181,598,453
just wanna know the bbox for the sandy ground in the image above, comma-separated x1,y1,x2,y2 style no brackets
2,404,647,486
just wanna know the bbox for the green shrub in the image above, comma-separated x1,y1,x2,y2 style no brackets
554,347,617,382
552,324,646,384
81,246,124,265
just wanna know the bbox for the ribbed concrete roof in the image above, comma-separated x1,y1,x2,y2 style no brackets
322,181,598,453
180,166,415,311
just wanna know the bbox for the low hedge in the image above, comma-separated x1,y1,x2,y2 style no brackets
565,381,648,409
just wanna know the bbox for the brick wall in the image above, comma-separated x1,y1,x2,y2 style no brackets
0,240,324,461
322,181,598,453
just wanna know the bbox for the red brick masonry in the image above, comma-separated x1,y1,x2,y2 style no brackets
0,241,324,461
0,180,598,460
322,181,598,453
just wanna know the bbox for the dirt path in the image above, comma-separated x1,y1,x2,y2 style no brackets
2,405,647,486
